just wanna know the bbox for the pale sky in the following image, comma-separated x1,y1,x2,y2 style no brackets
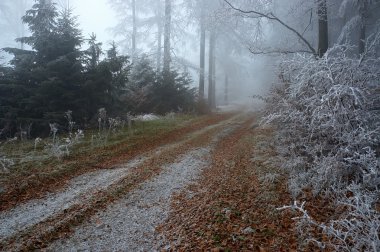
68,0,118,46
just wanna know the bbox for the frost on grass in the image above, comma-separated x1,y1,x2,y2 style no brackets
0,152,13,173
262,34,380,251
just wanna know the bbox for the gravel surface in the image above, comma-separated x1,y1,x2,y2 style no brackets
48,148,211,251
46,122,240,251
0,114,243,251
0,154,153,241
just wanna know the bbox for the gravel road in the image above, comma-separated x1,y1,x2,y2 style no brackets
0,113,246,251
48,148,210,251
0,154,150,241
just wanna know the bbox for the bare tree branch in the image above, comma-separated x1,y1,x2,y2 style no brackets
223,0,317,56
248,47,314,55
302,8,313,36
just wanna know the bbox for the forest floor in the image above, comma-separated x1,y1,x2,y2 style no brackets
0,111,301,251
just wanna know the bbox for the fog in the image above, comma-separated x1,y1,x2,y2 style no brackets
67,0,117,45
0,0,282,108
1,0,376,108
0,0,117,47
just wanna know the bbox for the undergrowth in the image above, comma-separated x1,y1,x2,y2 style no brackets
262,35,380,251
0,112,196,208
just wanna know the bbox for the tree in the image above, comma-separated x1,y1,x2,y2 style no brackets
337,0,380,55
358,0,368,55
208,31,216,109
126,56,156,113
18,0,58,64
1,1,86,133
186,0,208,99
155,0,164,72
131,0,137,61
317,0,328,57
109,0,164,69
223,0,317,56
83,33,102,71
126,56,196,114
163,0,172,73
224,74,228,105
105,42,130,113
199,3,206,99
151,70,196,114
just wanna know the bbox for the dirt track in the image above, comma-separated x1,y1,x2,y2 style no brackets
1,112,259,251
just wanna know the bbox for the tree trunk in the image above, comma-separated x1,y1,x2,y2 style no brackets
212,43,216,109
224,74,228,105
163,0,171,73
358,1,368,55
208,31,216,109
317,0,328,57
156,2,163,72
132,0,137,61
199,7,206,99
19,0,26,49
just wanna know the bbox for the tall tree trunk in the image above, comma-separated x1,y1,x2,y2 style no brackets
156,2,163,72
317,0,328,57
212,45,216,109
358,1,368,55
163,0,171,73
208,31,216,109
224,74,228,105
132,0,137,61
18,0,26,49
199,7,206,99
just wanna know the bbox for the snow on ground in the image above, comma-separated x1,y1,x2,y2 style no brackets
134,114,161,121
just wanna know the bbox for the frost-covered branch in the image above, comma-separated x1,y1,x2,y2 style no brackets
223,0,317,55
263,39,380,250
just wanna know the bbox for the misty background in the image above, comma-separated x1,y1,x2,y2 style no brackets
0,0,277,107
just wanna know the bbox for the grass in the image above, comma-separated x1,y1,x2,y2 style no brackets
0,114,203,210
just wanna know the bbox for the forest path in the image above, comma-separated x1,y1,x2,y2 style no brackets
1,112,255,251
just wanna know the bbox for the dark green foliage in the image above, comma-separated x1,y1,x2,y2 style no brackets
127,57,196,115
81,39,130,118
127,56,156,113
151,70,196,114
0,1,196,138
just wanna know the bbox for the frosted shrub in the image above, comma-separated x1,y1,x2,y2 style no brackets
0,153,14,173
49,123,59,143
264,43,380,195
108,117,123,133
34,137,43,151
65,110,75,135
46,112,84,159
278,189,380,251
75,129,84,141
263,37,380,250
93,108,126,145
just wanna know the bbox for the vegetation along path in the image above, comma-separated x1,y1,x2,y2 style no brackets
0,111,300,251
